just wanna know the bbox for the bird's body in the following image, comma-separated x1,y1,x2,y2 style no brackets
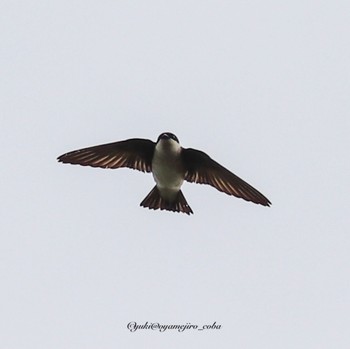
57,132,271,215
152,136,185,201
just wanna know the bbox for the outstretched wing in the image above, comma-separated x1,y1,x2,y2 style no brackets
57,138,155,173
182,148,271,206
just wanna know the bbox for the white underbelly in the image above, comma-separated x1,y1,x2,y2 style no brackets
152,154,185,201
152,158,184,187
151,139,186,201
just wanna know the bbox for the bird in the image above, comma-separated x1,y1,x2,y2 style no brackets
57,132,271,215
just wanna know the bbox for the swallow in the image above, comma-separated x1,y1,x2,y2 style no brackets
57,132,271,215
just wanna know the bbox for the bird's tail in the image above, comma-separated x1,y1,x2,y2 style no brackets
140,186,193,215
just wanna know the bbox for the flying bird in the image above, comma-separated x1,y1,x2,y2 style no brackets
57,132,271,215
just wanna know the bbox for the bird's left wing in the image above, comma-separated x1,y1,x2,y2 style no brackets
57,138,155,173
182,148,271,206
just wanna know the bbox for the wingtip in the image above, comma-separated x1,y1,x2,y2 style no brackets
257,197,271,207
57,154,69,163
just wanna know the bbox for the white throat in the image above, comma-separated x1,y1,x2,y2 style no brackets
155,138,181,154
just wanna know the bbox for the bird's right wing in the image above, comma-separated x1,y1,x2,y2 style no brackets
57,138,155,173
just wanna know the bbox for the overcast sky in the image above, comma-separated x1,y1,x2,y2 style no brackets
1,1,350,348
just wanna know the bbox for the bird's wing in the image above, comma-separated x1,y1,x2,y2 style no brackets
57,138,155,172
182,148,271,206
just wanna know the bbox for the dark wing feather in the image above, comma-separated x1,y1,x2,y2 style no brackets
182,148,271,206
57,138,155,173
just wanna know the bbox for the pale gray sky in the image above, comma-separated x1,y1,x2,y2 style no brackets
1,1,350,348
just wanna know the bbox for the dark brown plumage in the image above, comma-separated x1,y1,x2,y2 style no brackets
57,133,271,214
182,148,271,206
57,139,154,172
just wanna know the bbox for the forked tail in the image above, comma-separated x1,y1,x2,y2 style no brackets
140,186,193,215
